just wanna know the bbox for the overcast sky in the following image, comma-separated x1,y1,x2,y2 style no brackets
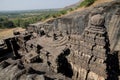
0,0,80,11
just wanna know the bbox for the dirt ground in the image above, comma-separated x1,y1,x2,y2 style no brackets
0,27,25,39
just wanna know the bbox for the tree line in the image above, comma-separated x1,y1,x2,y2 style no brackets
0,10,70,29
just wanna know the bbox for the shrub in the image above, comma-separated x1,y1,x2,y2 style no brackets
68,8,74,12
60,10,67,15
78,0,96,7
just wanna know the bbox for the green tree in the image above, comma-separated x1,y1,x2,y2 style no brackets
4,21,15,28
23,21,30,28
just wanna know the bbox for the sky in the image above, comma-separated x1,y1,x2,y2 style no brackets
0,0,80,11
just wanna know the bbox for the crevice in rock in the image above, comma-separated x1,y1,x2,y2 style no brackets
0,61,10,69
85,55,93,80
85,70,90,80
44,76,54,80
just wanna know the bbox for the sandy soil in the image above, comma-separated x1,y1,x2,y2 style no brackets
0,27,25,39
93,0,113,6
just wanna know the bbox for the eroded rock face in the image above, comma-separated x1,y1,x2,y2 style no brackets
50,1,120,50
90,14,105,26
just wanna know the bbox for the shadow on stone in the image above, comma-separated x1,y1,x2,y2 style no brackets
106,51,119,80
56,48,73,78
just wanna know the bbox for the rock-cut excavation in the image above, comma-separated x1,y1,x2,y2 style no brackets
0,1,120,80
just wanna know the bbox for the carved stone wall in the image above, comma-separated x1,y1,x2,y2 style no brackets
68,14,110,80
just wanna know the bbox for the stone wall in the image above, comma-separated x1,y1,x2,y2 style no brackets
68,14,110,80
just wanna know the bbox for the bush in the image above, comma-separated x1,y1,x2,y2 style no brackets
78,0,96,7
60,10,67,15
68,8,74,12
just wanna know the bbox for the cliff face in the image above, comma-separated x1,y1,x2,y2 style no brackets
49,1,120,51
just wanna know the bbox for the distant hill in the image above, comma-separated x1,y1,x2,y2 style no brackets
63,0,83,10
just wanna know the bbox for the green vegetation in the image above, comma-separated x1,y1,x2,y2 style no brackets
0,17,15,28
0,0,96,29
0,9,73,29
78,0,96,7
0,0,97,29
0,10,56,28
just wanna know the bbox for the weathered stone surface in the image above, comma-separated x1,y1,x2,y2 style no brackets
90,14,105,26
68,14,110,80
